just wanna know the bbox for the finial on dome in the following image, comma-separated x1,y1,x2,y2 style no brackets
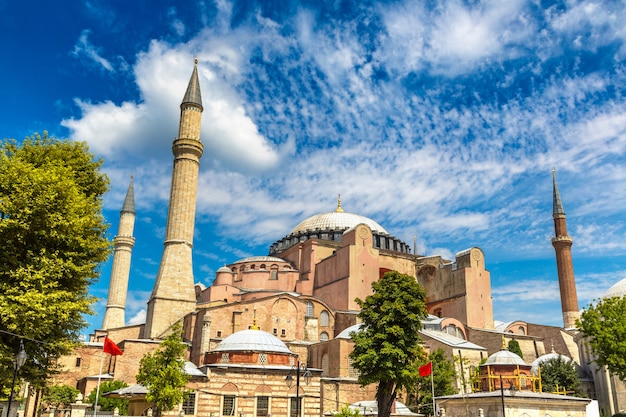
501,335,507,350
336,194,344,213
250,309,260,330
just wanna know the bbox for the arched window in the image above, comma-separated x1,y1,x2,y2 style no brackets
320,331,329,341
305,301,314,317
322,353,329,376
518,326,525,335
320,310,330,326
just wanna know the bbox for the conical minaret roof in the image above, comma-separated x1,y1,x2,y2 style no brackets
552,168,565,217
121,175,135,214
181,58,203,110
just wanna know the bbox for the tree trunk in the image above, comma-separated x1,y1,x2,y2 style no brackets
376,381,396,417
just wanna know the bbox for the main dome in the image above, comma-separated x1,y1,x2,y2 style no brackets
603,277,626,299
269,197,411,256
290,211,388,235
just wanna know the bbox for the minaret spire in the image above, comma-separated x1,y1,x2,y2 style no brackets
551,168,579,328
102,175,136,330
552,167,565,217
145,60,204,339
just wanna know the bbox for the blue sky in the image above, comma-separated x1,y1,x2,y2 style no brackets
2,0,626,337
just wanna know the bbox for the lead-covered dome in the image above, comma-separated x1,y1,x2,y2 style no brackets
269,198,411,256
603,277,626,299
213,329,291,354
290,211,388,235
485,349,526,366
530,351,573,375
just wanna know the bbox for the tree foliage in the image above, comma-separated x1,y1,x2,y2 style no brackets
577,296,626,382
508,340,523,359
87,380,129,414
42,385,80,409
350,271,428,417
405,349,456,416
136,328,189,415
539,356,583,396
0,133,110,389
334,405,362,417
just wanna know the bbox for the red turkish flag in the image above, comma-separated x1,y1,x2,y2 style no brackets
419,361,432,377
103,337,123,356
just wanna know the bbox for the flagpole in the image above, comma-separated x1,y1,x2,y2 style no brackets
430,365,436,417
93,352,106,417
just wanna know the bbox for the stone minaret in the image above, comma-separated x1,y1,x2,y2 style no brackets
551,168,580,328
144,60,204,339
102,176,136,330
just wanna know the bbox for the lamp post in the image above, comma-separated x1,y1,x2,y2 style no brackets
285,358,312,417
6,340,27,417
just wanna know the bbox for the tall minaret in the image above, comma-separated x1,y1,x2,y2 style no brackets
144,60,204,339
102,176,136,330
551,168,580,328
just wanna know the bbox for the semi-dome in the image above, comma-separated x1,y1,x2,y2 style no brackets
231,256,289,265
213,328,291,354
485,349,526,366
336,323,363,339
603,277,626,299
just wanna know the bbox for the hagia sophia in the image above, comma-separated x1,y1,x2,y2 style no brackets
10,61,626,417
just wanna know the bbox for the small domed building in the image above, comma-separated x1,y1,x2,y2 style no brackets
196,325,321,417
475,339,540,392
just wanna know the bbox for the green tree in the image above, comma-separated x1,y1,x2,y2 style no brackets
87,380,129,414
350,271,429,417
577,296,626,382
136,328,189,416
406,349,457,416
539,356,583,396
508,340,523,359
42,385,80,410
0,133,110,389
334,405,362,417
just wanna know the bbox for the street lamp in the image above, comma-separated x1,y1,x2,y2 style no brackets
285,359,312,417
6,340,28,417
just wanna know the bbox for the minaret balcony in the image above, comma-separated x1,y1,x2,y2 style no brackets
551,235,573,244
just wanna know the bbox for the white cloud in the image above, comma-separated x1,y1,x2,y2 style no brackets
63,38,284,173
71,30,114,72
127,309,146,326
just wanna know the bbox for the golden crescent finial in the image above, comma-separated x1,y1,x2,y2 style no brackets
336,194,344,213
250,309,259,330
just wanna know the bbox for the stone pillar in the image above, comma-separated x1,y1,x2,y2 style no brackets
70,394,91,417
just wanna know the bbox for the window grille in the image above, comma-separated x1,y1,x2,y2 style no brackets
222,395,236,416
182,393,196,415
256,396,269,417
